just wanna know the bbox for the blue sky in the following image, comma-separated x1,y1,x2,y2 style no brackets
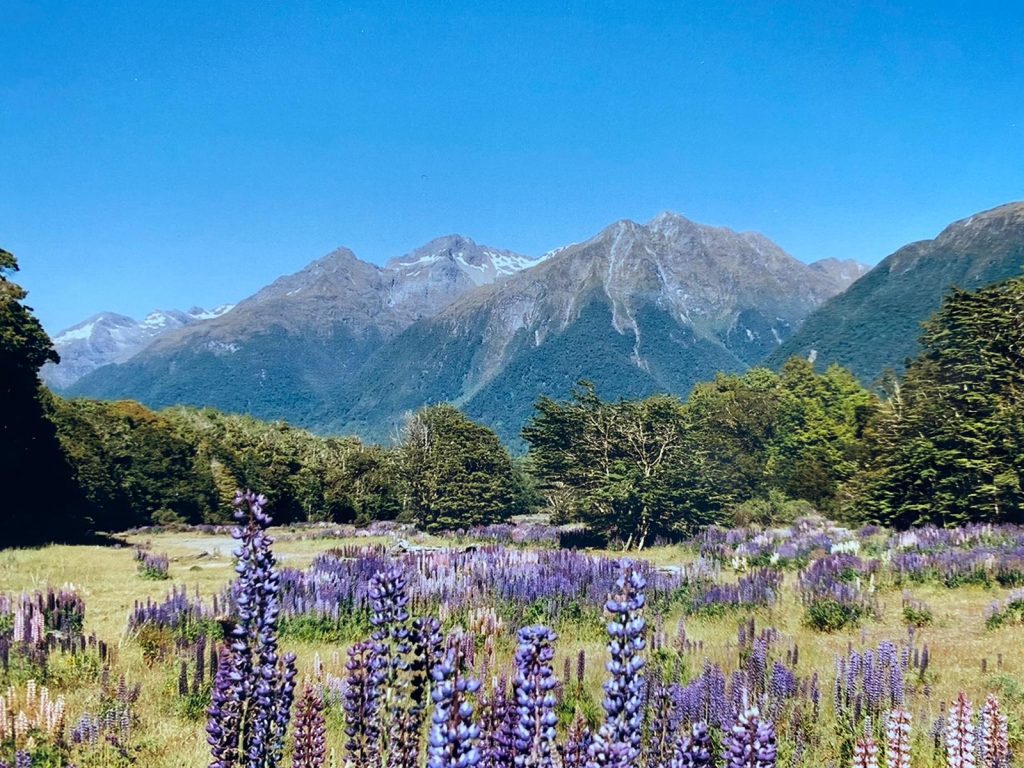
3,1,1022,333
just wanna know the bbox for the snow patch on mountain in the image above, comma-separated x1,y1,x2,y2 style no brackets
42,305,234,390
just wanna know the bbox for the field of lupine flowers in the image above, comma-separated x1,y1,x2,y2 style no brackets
1,498,1023,768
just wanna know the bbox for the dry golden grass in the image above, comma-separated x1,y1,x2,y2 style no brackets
0,530,1021,767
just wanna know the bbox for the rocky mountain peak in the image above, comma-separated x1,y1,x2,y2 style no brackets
386,234,540,285
934,201,1024,250
808,258,872,292
43,305,233,390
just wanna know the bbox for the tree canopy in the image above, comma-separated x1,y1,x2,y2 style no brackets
1,249,86,544
525,384,729,548
856,277,1024,527
398,404,524,532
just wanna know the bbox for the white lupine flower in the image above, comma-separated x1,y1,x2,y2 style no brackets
885,708,912,768
946,693,976,768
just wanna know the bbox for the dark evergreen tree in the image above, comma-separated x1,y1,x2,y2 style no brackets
399,404,523,531
1,249,85,545
857,277,1024,527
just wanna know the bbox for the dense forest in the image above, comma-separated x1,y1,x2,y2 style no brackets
3,247,1022,546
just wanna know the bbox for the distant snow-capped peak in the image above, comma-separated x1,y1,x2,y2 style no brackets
42,304,234,390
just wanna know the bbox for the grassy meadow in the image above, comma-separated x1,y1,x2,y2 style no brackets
2,522,1024,767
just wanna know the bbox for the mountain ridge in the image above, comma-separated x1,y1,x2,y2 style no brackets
42,305,235,390
331,211,850,442
767,201,1024,382
67,210,874,444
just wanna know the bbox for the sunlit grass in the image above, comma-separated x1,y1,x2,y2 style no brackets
0,529,1021,766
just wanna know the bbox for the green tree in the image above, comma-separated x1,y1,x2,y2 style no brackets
857,278,1024,527
766,359,875,510
524,383,726,548
1,249,85,544
685,362,875,517
685,368,783,503
398,404,522,532
50,398,218,529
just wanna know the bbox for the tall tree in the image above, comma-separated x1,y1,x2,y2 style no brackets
399,404,523,531
524,384,726,548
1,249,84,544
857,277,1024,527
766,359,875,510
685,368,783,503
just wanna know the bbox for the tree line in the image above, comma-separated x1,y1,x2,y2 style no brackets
3,246,1022,546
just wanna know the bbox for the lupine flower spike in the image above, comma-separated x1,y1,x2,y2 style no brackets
852,730,880,768
206,490,298,768
670,721,713,768
292,683,327,768
589,563,647,768
979,694,1008,768
560,713,594,768
884,709,912,768
512,625,559,767
724,697,777,768
427,648,482,768
342,639,381,766
945,693,976,768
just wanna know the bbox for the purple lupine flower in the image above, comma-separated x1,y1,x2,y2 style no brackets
512,625,558,768
705,663,729,729
768,661,797,719
134,548,170,579
833,642,909,727
370,566,438,768
292,684,327,768
690,569,782,614
479,678,516,768
560,713,594,768
745,635,770,699
194,634,208,692
978,695,1008,768
670,721,713,768
14,752,31,768
644,679,676,768
724,701,776,768
343,639,381,766
205,490,298,768
207,645,243,766
589,563,647,768
427,648,482,768
885,709,912,768
946,693,976,768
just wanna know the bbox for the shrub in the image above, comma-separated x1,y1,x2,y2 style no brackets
730,491,815,528
986,591,1024,629
804,598,863,632
901,598,933,628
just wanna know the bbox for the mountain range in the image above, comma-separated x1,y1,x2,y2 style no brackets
61,213,857,443
60,203,1024,445
42,306,234,390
